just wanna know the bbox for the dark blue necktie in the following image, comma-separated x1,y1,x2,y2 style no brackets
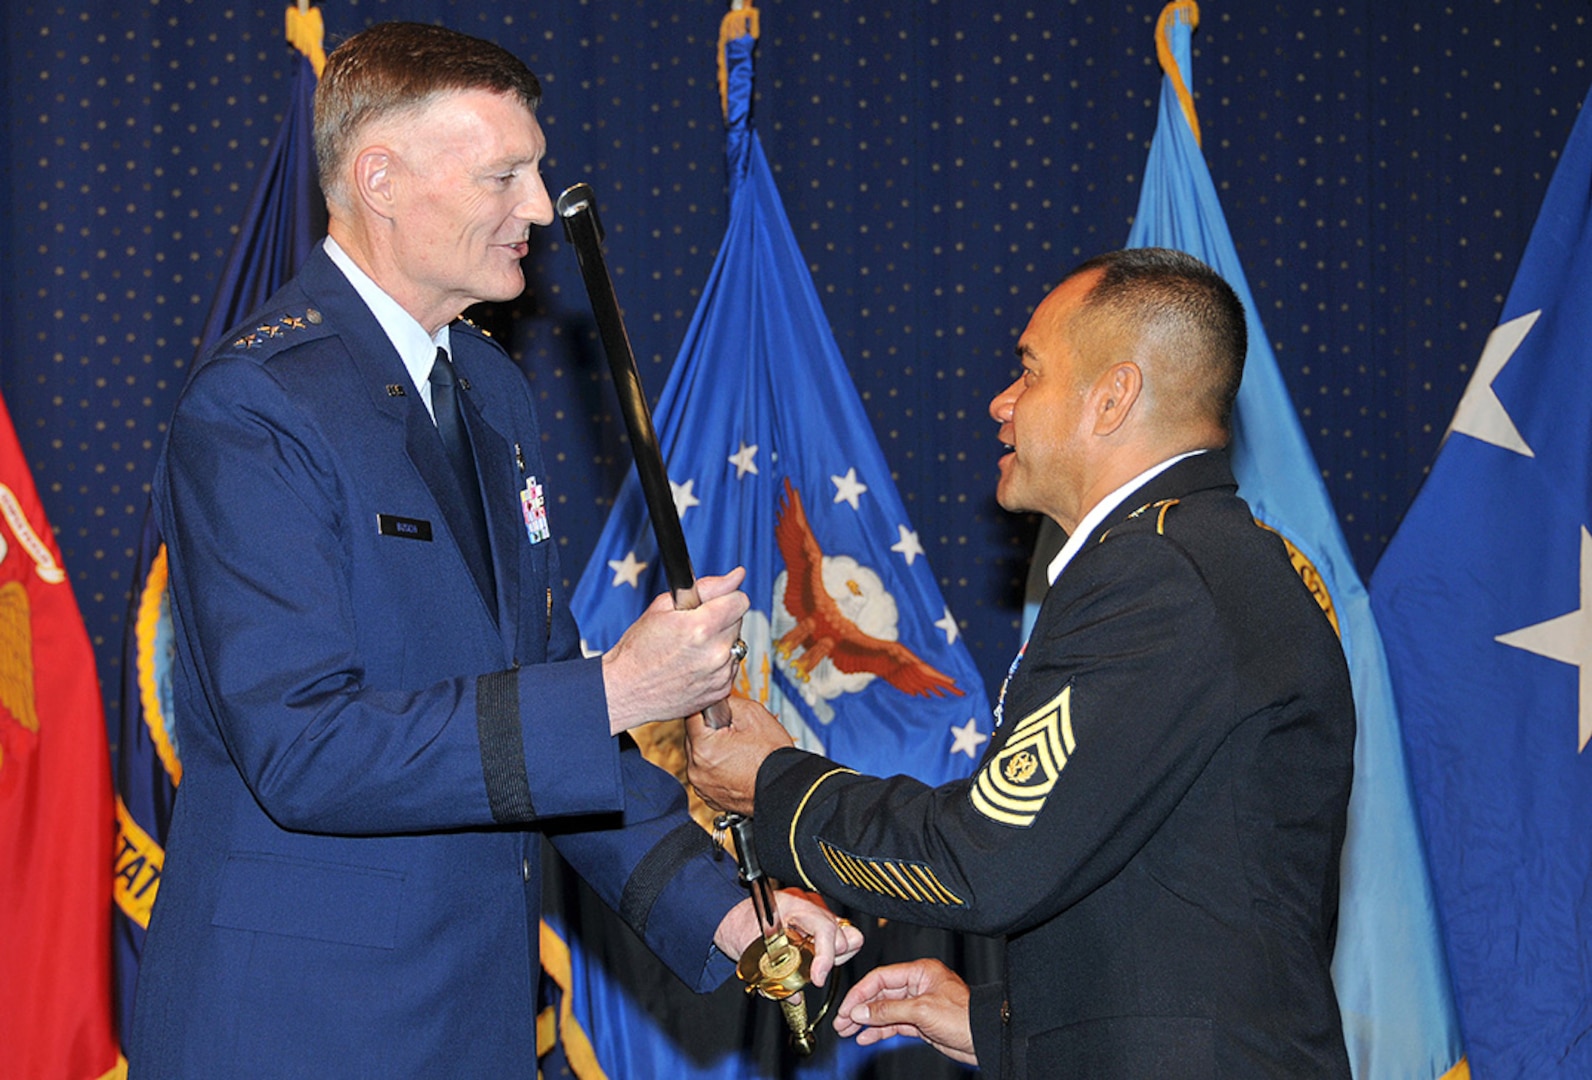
430,347,496,616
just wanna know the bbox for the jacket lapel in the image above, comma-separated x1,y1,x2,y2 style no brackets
455,372,521,655
295,248,502,629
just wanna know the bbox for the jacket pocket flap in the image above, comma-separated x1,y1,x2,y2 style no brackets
211,852,403,950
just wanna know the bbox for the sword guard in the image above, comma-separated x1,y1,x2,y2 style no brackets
735,928,813,1001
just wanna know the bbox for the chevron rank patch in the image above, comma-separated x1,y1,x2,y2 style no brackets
818,840,966,907
971,684,1076,827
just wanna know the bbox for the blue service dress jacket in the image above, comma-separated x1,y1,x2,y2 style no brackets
751,452,1356,1078
128,244,745,1077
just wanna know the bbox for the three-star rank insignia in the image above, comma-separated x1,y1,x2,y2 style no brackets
971,684,1077,827
232,312,315,350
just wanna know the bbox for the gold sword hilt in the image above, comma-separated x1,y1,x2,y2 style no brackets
717,812,828,1055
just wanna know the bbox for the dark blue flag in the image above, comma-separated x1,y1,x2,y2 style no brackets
112,10,322,1047
1371,76,1592,1078
545,12,991,1078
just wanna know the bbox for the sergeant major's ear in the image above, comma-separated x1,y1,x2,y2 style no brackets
1093,360,1142,436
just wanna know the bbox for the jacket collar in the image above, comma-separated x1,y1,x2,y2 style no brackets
1080,449,1238,549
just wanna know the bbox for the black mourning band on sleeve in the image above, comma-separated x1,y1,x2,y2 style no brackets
476,669,536,824
619,820,718,938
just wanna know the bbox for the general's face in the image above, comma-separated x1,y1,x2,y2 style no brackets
989,272,1102,531
385,89,553,324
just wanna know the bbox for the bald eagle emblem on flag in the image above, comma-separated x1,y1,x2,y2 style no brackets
771,478,962,723
972,685,1076,827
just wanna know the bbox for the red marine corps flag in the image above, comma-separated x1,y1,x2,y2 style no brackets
0,390,121,1079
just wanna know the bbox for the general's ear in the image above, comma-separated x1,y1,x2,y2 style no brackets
352,147,398,220
1093,361,1142,436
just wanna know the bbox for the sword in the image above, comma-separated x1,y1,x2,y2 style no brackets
556,182,824,1053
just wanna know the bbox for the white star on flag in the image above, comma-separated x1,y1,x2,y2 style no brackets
831,467,868,510
949,717,988,759
728,442,759,478
1446,309,1540,457
891,525,924,566
935,605,960,644
1495,525,1592,752
671,477,701,521
607,550,648,589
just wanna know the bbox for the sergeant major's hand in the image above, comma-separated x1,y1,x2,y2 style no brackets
685,694,794,817
833,958,977,1067
602,568,749,735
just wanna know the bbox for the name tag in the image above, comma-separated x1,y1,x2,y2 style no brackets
377,514,433,541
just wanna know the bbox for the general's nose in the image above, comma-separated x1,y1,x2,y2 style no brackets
519,173,554,227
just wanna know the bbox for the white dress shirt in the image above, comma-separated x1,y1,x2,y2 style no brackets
323,235,452,423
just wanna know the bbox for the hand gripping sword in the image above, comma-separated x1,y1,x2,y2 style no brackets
556,182,825,1054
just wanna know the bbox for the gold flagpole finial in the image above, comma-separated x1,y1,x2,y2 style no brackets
1155,0,1201,147
285,4,327,79
718,0,761,123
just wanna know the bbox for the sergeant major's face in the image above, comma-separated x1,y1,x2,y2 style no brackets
988,271,1103,533
379,89,554,330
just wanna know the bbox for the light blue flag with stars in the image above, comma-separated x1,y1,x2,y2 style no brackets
550,22,990,1080
1119,6,1465,1079
1371,77,1592,1079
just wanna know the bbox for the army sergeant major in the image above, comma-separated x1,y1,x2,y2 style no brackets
689,248,1356,1078
129,22,860,1076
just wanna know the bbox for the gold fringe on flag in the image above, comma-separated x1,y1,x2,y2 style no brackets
537,919,609,1080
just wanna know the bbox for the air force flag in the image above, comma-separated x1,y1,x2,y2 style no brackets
570,37,990,791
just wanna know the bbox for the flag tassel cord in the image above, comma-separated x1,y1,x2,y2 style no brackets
718,1,760,123
1155,0,1202,147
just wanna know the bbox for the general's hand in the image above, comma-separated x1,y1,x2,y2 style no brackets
712,888,864,988
833,959,976,1067
685,694,793,816
602,568,749,734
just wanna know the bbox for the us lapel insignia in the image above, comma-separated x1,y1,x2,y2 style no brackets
971,684,1076,827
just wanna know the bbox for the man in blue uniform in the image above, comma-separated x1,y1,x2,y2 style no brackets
688,248,1355,1078
129,23,858,1076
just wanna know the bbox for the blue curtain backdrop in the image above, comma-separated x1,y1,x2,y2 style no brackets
3,0,1589,746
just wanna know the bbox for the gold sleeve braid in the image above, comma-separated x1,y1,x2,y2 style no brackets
785,766,858,889
818,840,967,907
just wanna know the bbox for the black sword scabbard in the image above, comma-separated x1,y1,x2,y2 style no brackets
557,182,823,1056
556,181,729,728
